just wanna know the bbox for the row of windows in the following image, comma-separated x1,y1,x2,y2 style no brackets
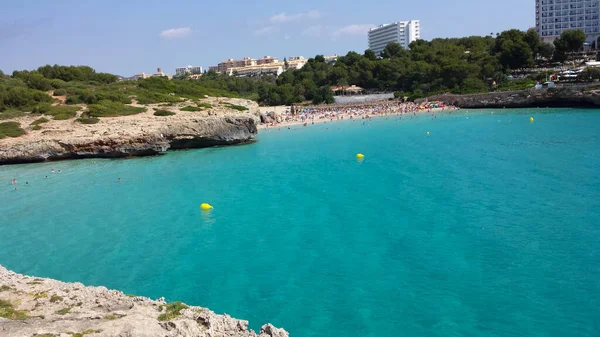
542,15,600,21
541,3,600,10
540,8,600,14
541,27,600,36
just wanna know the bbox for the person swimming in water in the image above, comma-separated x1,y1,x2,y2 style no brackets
12,179,17,185
51,169,55,174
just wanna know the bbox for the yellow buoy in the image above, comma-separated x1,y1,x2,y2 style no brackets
530,117,534,122
200,203,213,210
356,153,365,159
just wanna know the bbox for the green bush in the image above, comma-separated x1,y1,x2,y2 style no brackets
181,105,201,112
55,307,71,315
31,118,49,126
0,300,30,320
157,302,188,321
76,117,100,124
224,103,248,111
0,111,26,120
46,105,80,120
136,91,183,104
50,79,67,89
32,125,42,130
32,103,52,114
50,295,63,303
53,89,67,96
154,109,175,116
0,122,26,139
65,95,83,104
197,102,212,109
88,100,146,117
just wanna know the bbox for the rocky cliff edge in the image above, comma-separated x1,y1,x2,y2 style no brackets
0,98,260,165
0,265,289,337
419,84,600,108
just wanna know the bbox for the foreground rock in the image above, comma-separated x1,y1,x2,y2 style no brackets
0,98,260,165
419,84,600,108
0,265,289,337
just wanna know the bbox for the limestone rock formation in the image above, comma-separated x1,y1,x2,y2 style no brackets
0,265,289,337
0,100,260,165
419,84,600,108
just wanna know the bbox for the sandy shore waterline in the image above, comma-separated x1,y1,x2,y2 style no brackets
257,106,455,130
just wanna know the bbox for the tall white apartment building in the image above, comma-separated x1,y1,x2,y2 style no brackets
536,0,600,43
175,65,204,76
368,20,420,56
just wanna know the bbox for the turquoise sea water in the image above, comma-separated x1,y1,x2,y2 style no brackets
1,108,599,337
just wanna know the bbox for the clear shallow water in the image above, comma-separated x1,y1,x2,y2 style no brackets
1,108,599,337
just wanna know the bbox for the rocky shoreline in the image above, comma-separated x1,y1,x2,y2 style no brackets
419,84,600,108
0,265,289,337
0,98,260,166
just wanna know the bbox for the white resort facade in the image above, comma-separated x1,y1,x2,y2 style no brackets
175,65,204,76
368,20,420,56
536,0,600,43
208,56,311,77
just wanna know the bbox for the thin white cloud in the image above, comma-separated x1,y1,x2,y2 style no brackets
302,25,326,37
254,26,279,36
159,27,192,38
332,24,376,37
269,10,321,23
284,35,291,40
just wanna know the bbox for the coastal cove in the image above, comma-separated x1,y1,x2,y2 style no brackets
1,108,600,337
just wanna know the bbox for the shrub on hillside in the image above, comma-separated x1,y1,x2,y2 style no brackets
88,100,146,117
76,117,100,124
46,105,80,120
31,117,49,126
0,122,26,139
154,109,175,116
53,89,67,96
181,106,201,112
224,103,248,111
32,103,52,114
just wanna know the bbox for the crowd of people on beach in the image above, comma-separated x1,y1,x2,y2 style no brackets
263,100,457,128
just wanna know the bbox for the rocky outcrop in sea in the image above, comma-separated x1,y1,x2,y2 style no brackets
419,84,600,108
0,99,260,165
0,265,289,337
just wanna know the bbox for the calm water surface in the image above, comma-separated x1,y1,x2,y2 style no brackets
1,108,599,337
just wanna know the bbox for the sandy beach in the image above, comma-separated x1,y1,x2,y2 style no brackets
257,101,457,130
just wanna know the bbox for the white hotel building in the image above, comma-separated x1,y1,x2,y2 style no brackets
368,20,420,56
536,0,600,43
175,65,204,76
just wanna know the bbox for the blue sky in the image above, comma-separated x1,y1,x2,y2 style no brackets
1,0,533,76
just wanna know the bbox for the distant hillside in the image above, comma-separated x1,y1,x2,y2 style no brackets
0,65,238,119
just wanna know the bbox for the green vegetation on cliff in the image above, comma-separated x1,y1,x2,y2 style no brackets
0,122,26,139
87,100,145,117
0,65,239,119
157,301,188,321
0,299,30,320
